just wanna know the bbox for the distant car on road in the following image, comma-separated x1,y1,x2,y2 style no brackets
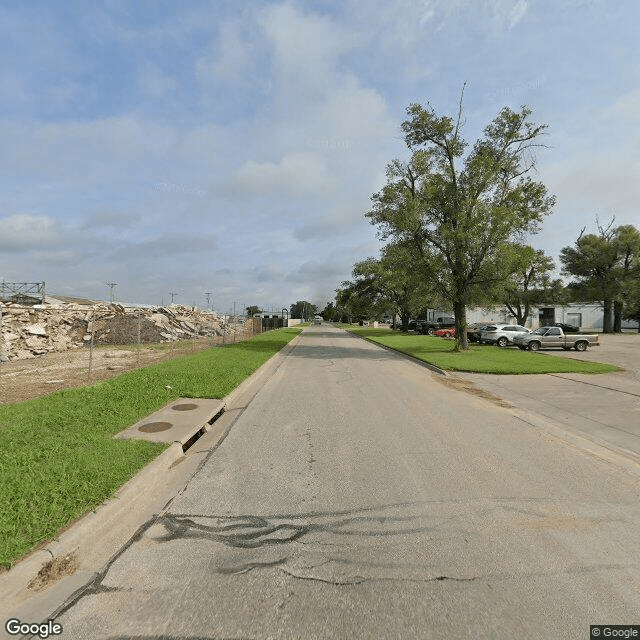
434,327,456,338
314,316,322,324
480,324,531,347
553,322,580,333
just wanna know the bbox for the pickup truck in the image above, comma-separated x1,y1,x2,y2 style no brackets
512,326,599,352
418,316,456,336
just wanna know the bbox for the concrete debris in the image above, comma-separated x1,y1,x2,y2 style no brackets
0,303,249,361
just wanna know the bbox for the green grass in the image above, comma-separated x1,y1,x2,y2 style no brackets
0,328,302,569
348,328,621,375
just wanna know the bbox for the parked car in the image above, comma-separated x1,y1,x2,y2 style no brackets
466,323,490,343
480,324,531,347
435,327,456,338
417,316,456,335
553,322,580,333
513,326,598,351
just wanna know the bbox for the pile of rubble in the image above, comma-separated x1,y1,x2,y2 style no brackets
0,303,246,361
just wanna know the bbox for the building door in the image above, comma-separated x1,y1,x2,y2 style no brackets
566,312,582,328
539,307,555,326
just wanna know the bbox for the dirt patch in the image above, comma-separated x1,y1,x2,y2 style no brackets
433,374,513,409
0,340,219,405
27,553,78,591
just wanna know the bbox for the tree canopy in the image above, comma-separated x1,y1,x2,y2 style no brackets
560,221,640,332
366,92,555,348
290,300,317,320
502,244,563,326
245,305,261,316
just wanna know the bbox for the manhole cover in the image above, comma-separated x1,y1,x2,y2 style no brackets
171,403,199,411
138,421,173,433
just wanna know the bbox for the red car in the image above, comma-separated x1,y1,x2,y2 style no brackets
434,327,456,338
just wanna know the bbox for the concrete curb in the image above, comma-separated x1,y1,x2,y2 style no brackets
0,329,304,625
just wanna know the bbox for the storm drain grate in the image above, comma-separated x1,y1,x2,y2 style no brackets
138,421,173,433
171,403,199,411
182,427,206,452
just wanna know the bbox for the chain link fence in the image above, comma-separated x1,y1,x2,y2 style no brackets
0,304,266,405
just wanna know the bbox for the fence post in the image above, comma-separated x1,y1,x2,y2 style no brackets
88,324,94,380
0,303,3,381
137,310,141,368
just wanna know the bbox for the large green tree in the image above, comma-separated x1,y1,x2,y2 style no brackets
354,241,439,331
366,93,555,349
502,244,563,325
245,305,262,316
560,221,640,333
334,281,377,323
613,225,640,331
290,300,317,320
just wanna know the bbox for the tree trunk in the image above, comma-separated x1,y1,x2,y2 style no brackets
613,300,623,333
603,299,613,333
453,299,468,350
401,314,410,332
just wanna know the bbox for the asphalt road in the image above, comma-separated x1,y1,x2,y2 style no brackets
53,325,640,639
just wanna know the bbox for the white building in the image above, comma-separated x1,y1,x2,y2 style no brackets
465,303,638,331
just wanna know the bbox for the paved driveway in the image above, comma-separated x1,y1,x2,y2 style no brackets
455,333,640,459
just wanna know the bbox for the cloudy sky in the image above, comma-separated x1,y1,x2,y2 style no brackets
0,0,638,313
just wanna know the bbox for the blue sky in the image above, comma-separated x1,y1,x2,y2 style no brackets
0,0,638,312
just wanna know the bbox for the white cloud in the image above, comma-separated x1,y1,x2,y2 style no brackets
110,233,218,260
0,214,66,252
227,153,333,198
0,116,179,182
261,2,361,81
195,23,254,83
83,210,139,230
139,63,176,99
602,90,640,123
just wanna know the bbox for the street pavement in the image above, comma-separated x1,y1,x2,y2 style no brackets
41,326,640,638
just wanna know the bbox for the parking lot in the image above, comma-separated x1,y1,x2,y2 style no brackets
454,332,640,461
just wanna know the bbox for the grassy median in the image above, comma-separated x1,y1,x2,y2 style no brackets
0,327,302,570
347,327,620,375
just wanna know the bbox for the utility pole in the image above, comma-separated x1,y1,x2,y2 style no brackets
169,292,178,304
106,282,117,303
205,292,212,309
233,301,236,317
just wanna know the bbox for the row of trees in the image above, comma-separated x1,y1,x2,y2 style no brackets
245,302,319,320
332,92,640,346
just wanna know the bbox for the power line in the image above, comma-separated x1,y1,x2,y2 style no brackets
106,282,117,303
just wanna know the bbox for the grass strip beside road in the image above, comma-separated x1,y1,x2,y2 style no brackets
0,328,302,570
347,327,621,375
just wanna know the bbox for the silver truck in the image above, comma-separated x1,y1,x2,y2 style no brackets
512,326,599,352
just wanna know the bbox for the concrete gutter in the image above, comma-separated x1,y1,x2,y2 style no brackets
0,330,304,630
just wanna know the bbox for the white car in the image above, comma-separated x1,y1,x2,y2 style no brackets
480,324,531,347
